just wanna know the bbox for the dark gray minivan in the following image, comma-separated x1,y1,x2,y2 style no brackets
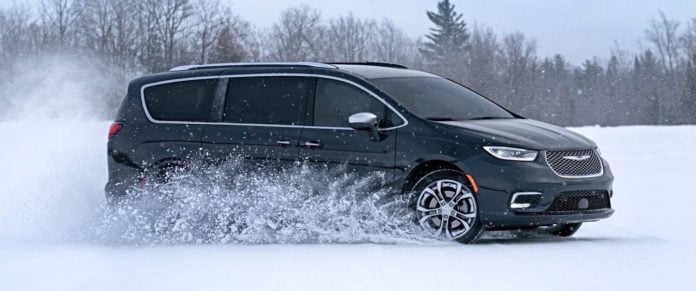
106,62,614,243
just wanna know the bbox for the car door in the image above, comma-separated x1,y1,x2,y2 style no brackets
202,75,311,167
299,77,400,177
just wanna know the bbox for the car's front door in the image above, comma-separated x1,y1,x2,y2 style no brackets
299,77,401,178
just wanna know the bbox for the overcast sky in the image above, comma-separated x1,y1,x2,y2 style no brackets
2,0,694,64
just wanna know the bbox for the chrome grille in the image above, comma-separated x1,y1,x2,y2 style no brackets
545,149,602,178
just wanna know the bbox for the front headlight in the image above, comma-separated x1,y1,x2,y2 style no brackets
483,146,538,161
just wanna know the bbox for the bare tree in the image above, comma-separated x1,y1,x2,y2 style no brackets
268,5,323,61
498,32,537,111
110,0,140,69
371,19,412,63
82,0,112,53
683,18,696,62
146,0,194,70
646,12,681,76
79,0,138,70
0,5,34,60
40,0,83,48
244,28,267,62
208,15,250,63
193,0,224,64
1,2,696,125
466,25,498,97
324,13,375,61
137,0,163,71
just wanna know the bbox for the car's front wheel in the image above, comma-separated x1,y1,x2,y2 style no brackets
411,170,483,243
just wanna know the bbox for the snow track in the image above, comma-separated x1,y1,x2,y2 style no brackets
1,121,695,290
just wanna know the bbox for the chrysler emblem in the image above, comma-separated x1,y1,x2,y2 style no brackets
563,155,591,161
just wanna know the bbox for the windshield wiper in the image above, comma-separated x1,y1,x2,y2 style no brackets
425,117,458,121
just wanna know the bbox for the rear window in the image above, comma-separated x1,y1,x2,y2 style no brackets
143,79,218,122
224,77,309,125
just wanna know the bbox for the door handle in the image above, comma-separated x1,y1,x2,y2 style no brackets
276,140,293,146
303,141,322,148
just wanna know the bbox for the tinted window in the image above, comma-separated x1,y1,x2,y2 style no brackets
144,79,217,121
371,77,514,121
314,78,389,127
224,77,308,125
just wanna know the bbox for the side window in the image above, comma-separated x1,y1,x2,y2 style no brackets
224,77,308,125
143,79,217,122
314,78,387,127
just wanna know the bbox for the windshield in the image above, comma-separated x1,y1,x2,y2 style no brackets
371,77,514,121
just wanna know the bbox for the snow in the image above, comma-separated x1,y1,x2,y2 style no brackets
1,121,695,291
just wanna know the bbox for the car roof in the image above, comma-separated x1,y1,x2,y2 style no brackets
130,62,438,88
168,62,438,79
331,64,437,80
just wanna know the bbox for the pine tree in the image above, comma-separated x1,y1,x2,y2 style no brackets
606,55,620,97
420,0,469,79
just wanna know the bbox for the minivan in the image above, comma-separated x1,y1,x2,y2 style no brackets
106,62,614,243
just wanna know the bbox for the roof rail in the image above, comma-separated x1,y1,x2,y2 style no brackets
327,62,409,69
169,62,336,72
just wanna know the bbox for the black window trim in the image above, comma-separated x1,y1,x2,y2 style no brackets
140,73,409,130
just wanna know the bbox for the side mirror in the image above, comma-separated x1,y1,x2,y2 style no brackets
348,112,378,131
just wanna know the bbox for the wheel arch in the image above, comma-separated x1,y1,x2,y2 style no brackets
402,157,467,192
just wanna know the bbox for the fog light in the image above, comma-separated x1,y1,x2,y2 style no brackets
510,192,542,209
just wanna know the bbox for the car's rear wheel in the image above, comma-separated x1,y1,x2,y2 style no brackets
537,223,582,237
411,170,483,243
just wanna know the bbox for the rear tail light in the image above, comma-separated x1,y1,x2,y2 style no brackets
108,122,122,139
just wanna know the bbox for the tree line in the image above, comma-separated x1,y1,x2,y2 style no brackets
0,0,694,126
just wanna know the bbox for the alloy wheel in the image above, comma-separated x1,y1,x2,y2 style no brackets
416,179,477,239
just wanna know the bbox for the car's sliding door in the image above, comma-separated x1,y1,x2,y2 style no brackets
202,76,311,167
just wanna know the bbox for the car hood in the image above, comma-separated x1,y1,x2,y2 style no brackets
438,118,596,150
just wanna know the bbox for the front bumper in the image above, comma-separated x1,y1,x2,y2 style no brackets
458,153,615,228
477,186,614,228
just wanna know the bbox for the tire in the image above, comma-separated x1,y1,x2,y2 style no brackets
538,223,582,237
410,169,483,243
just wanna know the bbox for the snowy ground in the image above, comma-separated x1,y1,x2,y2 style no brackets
1,121,695,291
